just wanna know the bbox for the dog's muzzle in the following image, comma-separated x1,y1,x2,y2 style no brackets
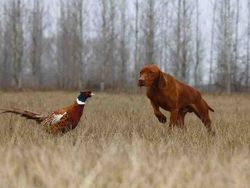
138,79,145,87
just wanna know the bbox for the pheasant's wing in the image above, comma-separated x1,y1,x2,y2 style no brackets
43,112,73,134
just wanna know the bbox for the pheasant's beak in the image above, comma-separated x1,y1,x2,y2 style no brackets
90,93,95,97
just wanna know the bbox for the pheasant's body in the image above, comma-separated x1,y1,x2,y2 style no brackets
42,103,84,134
0,91,94,134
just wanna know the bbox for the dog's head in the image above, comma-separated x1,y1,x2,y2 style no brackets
138,64,164,87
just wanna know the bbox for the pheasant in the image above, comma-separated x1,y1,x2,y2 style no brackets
0,91,94,134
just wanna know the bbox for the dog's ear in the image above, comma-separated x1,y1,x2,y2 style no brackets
158,71,167,88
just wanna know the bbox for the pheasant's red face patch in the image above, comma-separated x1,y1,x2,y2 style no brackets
81,91,94,98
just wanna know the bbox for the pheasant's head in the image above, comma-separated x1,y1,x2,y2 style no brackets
76,91,94,105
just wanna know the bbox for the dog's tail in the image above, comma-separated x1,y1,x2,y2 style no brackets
0,107,46,123
202,99,214,112
208,106,214,112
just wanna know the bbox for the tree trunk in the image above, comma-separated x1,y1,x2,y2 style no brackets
225,0,232,94
12,0,23,89
233,0,239,90
100,0,106,91
176,0,181,79
134,0,139,81
120,0,127,86
209,1,217,88
180,0,187,82
146,0,155,65
194,0,200,86
247,0,250,90
31,0,43,87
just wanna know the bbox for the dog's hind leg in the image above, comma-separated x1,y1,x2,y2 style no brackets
177,111,187,129
169,109,179,129
190,101,215,135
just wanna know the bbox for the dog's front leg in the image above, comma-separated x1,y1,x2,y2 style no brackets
150,101,167,123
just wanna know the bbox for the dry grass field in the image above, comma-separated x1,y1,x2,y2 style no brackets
0,91,249,188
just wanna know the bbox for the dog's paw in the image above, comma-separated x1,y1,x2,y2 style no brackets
157,115,167,124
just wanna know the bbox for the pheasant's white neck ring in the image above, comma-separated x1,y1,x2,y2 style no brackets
76,98,86,105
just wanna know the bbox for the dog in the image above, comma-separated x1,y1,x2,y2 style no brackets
138,64,215,134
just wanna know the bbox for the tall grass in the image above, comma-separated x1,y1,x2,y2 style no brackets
0,92,249,188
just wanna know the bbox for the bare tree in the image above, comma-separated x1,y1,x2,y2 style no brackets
10,0,24,89
247,0,250,90
56,0,85,89
134,0,139,81
56,1,69,88
1,0,250,91
162,1,171,72
216,0,234,93
225,0,232,94
233,0,240,90
100,0,109,90
72,0,85,89
174,0,181,78
0,10,3,85
154,0,170,72
209,0,217,88
194,0,203,86
30,0,44,87
180,0,187,81
99,0,117,90
1,3,12,88
170,0,193,82
145,0,155,65
119,0,128,86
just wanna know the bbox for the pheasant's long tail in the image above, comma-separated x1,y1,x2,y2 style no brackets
0,107,47,123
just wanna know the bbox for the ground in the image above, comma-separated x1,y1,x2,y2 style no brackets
0,91,249,188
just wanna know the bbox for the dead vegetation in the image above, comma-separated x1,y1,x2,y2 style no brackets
0,92,249,188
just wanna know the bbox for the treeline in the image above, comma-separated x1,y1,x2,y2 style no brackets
0,0,249,92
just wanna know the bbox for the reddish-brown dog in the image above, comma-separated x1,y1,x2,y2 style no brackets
138,64,215,134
